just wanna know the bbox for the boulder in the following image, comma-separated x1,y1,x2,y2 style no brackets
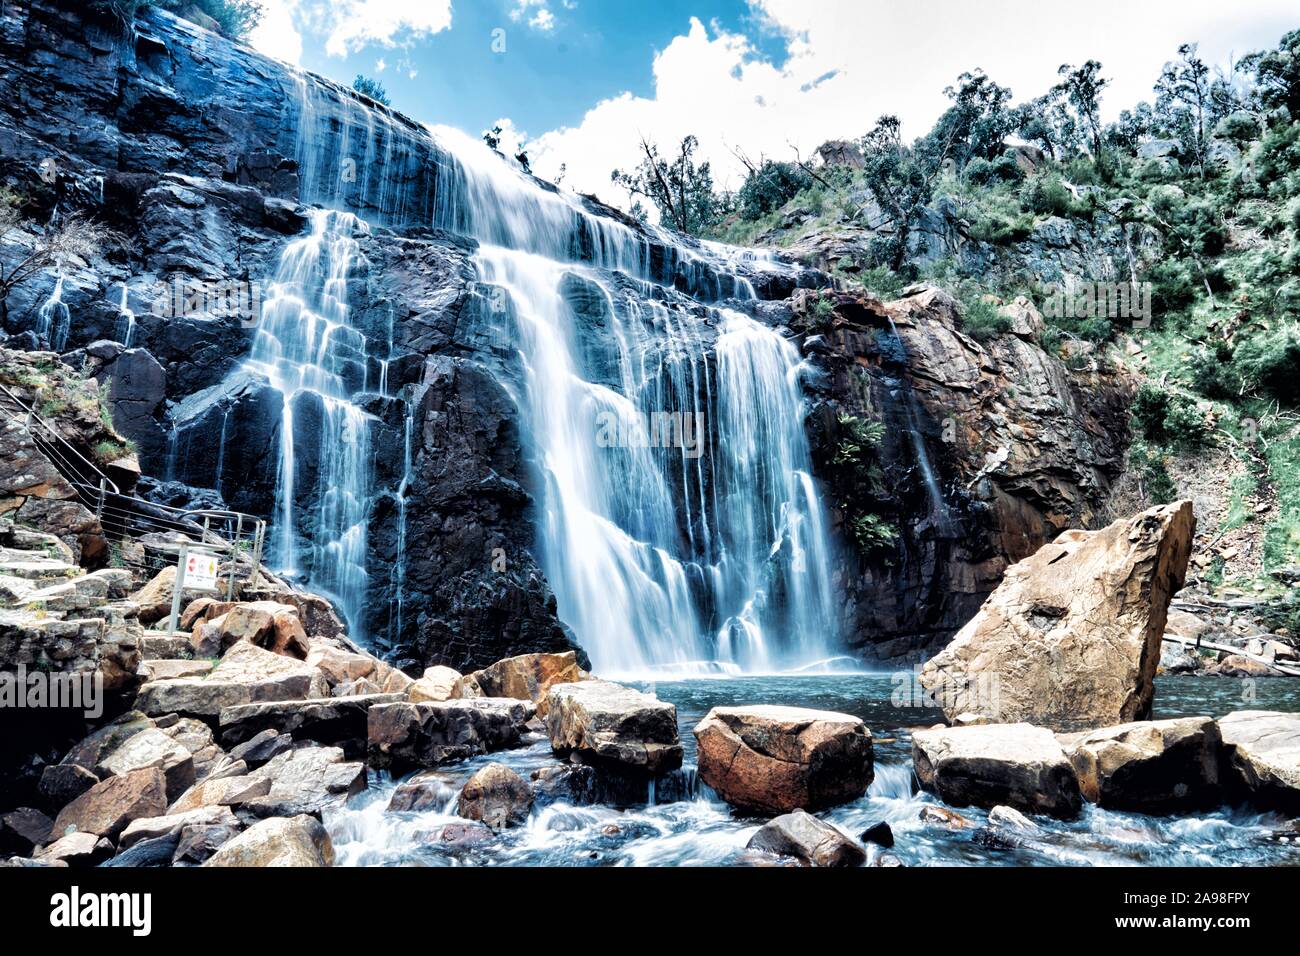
235,744,366,819
119,806,240,848
529,764,600,807
35,830,114,867
168,774,271,813
419,821,495,849
136,641,327,718
173,823,242,864
408,665,463,703
1218,711,1300,812
745,809,866,867
912,723,1083,818
307,644,379,686
192,601,309,659
129,566,211,625
456,762,534,828
96,726,196,803
219,693,404,758
545,680,683,775
1064,716,1221,812
457,651,586,713
0,808,52,855
228,729,294,768
50,767,168,840
920,501,1195,729
203,815,335,867
693,705,874,814
367,698,534,773
387,771,458,813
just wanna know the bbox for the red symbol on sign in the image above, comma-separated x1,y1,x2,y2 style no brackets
187,556,197,572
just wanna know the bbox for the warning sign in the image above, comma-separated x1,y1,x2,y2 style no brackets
183,550,220,591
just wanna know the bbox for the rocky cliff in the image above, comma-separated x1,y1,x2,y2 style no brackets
0,0,1132,669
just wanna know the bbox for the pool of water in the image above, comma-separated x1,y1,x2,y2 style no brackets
325,674,1300,867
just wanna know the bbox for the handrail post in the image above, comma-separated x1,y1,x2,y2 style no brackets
166,542,189,639
95,477,106,520
230,514,243,598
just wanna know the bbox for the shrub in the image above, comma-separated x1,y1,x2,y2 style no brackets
1130,444,1179,504
1131,382,1209,450
1234,325,1300,405
1188,340,1243,400
737,161,813,220
960,295,1011,341
850,512,899,556
1023,174,1086,218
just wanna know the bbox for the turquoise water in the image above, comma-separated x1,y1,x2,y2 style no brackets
326,674,1300,866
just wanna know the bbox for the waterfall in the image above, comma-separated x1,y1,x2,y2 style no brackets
245,208,372,634
282,74,840,671
36,273,70,352
115,283,136,348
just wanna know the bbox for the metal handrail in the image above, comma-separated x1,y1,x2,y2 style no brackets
0,379,266,596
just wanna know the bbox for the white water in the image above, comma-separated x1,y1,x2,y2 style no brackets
36,273,70,352
115,283,136,348
244,209,372,634
281,71,840,671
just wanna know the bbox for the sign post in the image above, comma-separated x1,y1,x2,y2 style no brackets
163,544,220,637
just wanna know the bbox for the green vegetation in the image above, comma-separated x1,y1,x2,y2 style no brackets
352,74,391,107
619,28,1300,574
828,412,898,560
92,1,263,40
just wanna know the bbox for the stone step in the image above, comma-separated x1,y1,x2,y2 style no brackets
140,634,195,660
142,659,213,681
0,558,80,581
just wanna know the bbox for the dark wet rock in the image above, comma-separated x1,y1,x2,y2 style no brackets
219,693,403,759
529,764,600,807
367,698,534,774
860,821,894,848
102,832,180,867
227,728,294,768
387,771,458,813
746,809,866,867
0,807,52,855
172,822,242,865
418,821,495,850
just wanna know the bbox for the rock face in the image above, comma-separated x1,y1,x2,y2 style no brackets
912,723,1083,818
693,705,873,814
1218,711,1300,812
1064,717,1221,812
745,809,866,867
367,698,534,773
798,287,1134,659
203,815,334,867
456,762,533,829
545,681,683,775
920,501,1195,729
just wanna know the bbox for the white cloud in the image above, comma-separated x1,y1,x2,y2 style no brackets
510,0,559,33
376,57,387,72
248,0,303,64
251,0,454,60
528,0,1298,215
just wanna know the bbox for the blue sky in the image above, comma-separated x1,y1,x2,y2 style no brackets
251,1,1298,208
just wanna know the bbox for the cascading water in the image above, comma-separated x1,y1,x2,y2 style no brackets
244,208,372,634
115,283,136,348
281,73,841,671
36,273,70,352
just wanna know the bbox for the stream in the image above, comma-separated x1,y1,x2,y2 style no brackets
326,674,1300,867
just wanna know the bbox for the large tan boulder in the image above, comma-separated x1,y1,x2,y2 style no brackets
128,566,207,625
920,501,1195,729
203,815,334,867
545,680,682,775
912,723,1082,818
51,767,168,840
1218,711,1300,812
1064,716,1221,812
136,641,327,719
458,651,586,714
693,705,873,814
191,601,308,659
408,665,462,703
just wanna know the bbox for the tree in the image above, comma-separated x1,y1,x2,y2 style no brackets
1241,29,1300,117
611,135,727,236
736,160,812,220
0,195,120,328
351,74,390,106
928,70,1016,168
1155,44,1212,176
94,1,264,40
1053,61,1110,162
857,116,941,274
